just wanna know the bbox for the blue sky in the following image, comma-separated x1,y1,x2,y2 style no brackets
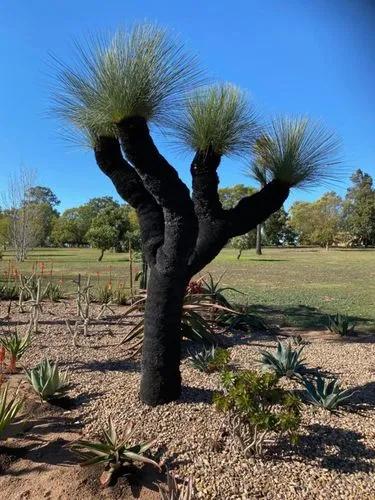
0,0,374,212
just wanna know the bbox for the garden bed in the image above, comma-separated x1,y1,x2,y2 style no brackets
0,300,374,499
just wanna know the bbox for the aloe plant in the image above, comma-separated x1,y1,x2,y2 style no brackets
260,340,306,378
0,330,32,372
303,375,354,410
71,417,160,486
25,359,69,401
189,346,230,373
0,384,23,438
327,313,356,337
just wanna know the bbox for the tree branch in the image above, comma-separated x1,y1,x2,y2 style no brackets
94,136,164,264
227,180,289,238
117,117,198,270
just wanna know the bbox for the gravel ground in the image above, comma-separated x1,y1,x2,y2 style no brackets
1,300,374,499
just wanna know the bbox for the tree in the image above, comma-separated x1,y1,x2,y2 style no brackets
343,169,375,246
263,207,297,246
232,232,256,259
290,192,343,248
86,223,118,261
3,168,38,261
0,212,10,250
54,24,340,405
26,186,60,207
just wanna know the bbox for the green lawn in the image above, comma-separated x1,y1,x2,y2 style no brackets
1,247,374,331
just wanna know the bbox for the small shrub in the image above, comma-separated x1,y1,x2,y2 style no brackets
199,272,243,309
214,370,301,456
217,310,268,333
189,346,230,373
303,375,354,411
0,385,23,438
96,284,113,304
260,340,306,379
114,287,129,305
71,416,160,487
0,283,19,301
25,359,69,401
327,313,356,337
0,330,31,372
46,283,64,302
159,470,194,500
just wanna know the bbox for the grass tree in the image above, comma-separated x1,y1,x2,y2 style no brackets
53,24,341,406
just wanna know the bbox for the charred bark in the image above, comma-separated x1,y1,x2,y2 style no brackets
94,124,290,406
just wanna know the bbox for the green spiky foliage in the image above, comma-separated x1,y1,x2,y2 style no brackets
260,340,306,378
250,117,341,188
71,417,160,487
0,283,19,301
0,330,32,371
25,359,69,401
303,375,354,411
327,313,356,337
196,272,243,309
189,345,230,373
53,24,202,140
173,83,258,156
0,385,23,439
214,370,301,456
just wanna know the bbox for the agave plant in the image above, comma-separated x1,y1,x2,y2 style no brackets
71,417,160,487
327,313,356,337
189,346,230,373
25,359,69,401
196,272,243,309
303,375,354,411
0,384,23,439
0,330,32,372
260,340,306,378
159,470,194,500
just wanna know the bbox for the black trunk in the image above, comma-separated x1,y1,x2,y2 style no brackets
98,249,105,261
256,224,262,255
140,267,189,405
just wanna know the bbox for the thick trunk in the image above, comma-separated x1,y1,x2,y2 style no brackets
256,224,262,255
140,267,189,405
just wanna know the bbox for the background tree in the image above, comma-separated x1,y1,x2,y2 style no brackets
3,168,38,261
263,207,297,246
232,232,256,259
86,223,119,261
25,186,60,246
290,192,343,248
0,211,10,250
343,169,375,246
54,24,340,405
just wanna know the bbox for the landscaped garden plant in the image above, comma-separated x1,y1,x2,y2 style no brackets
214,370,302,456
327,313,356,337
303,374,354,411
53,23,341,405
0,329,32,373
189,345,230,373
0,384,23,439
260,339,306,379
70,416,160,487
25,358,69,401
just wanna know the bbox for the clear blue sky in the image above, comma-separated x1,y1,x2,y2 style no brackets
0,0,374,212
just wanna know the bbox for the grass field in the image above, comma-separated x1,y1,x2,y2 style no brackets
1,247,374,331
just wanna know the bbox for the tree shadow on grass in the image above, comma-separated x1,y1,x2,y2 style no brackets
285,424,375,473
247,303,374,331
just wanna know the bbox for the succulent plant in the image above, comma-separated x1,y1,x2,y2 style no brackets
25,359,69,401
0,330,32,372
327,313,356,337
71,416,160,486
260,340,306,378
189,346,230,373
159,469,194,500
303,375,354,411
0,384,23,438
